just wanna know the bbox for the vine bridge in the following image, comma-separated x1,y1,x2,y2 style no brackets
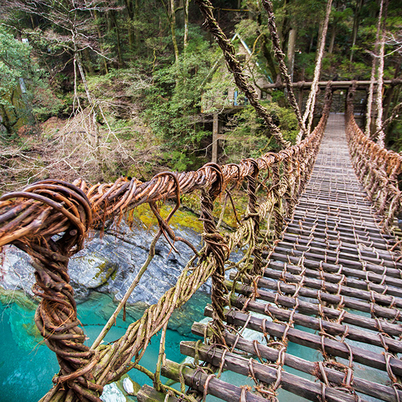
1,85,402,402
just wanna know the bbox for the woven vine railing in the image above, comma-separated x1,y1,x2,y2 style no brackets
345,88,402,234
0,88,332,401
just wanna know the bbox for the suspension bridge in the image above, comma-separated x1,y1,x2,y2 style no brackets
1,0,402,398
1,85,402,402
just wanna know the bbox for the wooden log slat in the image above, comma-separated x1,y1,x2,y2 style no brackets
281,233,394,260
262,267,402,308
267,251,401,281
277,239,395,267
300,195,382,210
284,221,394,244
191,323,402,402
230,272,402,322
181,341,360,402
272,245,397,271
295,199,381,216
266,260,402,301
227,279,402,339
204,306,402,377
282,226,391,251
137,385,179,402
161,359,266,402
291,207,384,231
300,188,370,198
229,292,402,354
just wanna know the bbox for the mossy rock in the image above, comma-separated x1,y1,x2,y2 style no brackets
73,253,118,289
127,203,204,233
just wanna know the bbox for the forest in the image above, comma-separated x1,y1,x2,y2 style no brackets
0,0,401,193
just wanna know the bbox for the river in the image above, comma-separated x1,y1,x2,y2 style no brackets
0,290,210,402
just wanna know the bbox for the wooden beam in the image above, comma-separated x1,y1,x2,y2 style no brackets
227,277,402,338
266,259,402,299
262,79,400,90
229,289,402,353
137,385,179,402
204,305,402,376
229,267,402,322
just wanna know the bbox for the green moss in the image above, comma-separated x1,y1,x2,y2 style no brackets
92,261,117,283
126,190,250,234
127,203,204,232
93,261,109,279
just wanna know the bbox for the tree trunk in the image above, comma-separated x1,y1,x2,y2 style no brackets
262,0,305,138
170,0,179,63
365,8,382,138
287,28,297,81
328,23,336,54
124,0,135,52
94,10,109,74
135,0,140,51
303,0,332,134
375,0,389,148
375,41,386,146
350,0,363,63
278,0,288,44
255,8,278,81
383,63,400,122
0,104,15,135
110,11,123,67
261,34,279,81
184,0,189,49
82,48,94,74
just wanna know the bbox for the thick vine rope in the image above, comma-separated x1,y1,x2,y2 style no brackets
194,0,291,149
262,0,306,139
345,86,402,233
302,0,333,135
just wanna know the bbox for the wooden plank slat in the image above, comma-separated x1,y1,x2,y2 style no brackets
191,324,402,402
181,341,359,402
161,360,267,402
227,279,402,339
204,305,402,376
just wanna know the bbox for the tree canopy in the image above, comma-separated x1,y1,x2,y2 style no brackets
0,0,401,188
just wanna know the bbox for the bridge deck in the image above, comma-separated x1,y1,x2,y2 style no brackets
138,114,402,402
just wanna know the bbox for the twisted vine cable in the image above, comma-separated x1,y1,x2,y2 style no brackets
194,0,291,149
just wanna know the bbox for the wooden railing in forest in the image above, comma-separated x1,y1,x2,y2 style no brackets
0,87,333,402
346,87,402,234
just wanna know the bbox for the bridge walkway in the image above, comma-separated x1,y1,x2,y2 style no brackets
138,114,402,402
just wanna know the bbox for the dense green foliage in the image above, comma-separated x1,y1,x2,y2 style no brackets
0,0,401,187
0,26,60,136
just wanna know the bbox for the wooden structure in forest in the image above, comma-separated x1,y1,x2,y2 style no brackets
262,79,400,90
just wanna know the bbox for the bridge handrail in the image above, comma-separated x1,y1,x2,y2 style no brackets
345,104,402,232
0,91,332,402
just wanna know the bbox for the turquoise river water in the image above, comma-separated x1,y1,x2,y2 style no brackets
0,290,210,402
